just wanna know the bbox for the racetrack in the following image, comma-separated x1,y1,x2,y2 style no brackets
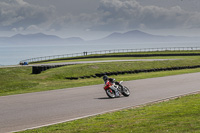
0,72,200,133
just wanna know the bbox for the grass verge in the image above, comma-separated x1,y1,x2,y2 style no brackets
19,92,200,133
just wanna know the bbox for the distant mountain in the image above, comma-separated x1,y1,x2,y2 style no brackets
11,33,61,40
101,30,156,42
91,30,200,44
0,33,85,45
0,30,200,45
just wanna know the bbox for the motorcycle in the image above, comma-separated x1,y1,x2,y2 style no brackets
104,78,130,98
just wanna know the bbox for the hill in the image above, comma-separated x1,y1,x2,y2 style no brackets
91,30,200,44
1,30,200,45
0,33,85,45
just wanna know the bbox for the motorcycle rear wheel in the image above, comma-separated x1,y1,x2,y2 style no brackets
106,89,116,98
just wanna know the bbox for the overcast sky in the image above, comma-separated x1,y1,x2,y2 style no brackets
1,0,200,40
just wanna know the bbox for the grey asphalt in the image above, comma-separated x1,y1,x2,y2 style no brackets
1,72,200,133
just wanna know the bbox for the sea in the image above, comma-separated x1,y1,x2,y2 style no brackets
0,42,200,66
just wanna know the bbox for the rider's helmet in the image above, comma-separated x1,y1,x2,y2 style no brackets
103,75,108,81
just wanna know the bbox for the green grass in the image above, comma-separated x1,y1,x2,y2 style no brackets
31,56,186,64
19,93,200,133
1,56,200,96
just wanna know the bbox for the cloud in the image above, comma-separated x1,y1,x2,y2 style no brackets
90,0,200,31
0,0,55,31
48,13,99,32
184,12,200,29
1,0,200,36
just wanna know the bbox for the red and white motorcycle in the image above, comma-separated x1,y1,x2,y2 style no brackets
104,78,130,98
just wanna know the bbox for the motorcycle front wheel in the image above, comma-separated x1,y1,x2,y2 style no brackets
106,89,116,98
121,86,130,97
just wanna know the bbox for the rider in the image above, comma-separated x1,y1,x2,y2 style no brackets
103,75,120,97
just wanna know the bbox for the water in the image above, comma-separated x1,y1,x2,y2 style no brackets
0,42,200,65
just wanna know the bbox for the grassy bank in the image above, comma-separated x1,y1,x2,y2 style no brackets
30,50,200,64
1,55,200,96
19,92,200,133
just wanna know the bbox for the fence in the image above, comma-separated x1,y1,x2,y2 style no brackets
20,47,200,64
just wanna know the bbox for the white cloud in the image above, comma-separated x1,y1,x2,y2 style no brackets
49,13,97,30
184,12,200,29
11,27,24,32
89,0,198,31
0,0,55,30
1,0,200,37
26,25,41,31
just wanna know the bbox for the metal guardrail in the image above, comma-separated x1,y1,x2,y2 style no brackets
20,47,200,64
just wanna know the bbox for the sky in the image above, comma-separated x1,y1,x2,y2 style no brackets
1,0,200,40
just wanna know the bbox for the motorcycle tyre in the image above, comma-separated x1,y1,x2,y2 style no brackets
106,89,116,98
121,86,130,97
